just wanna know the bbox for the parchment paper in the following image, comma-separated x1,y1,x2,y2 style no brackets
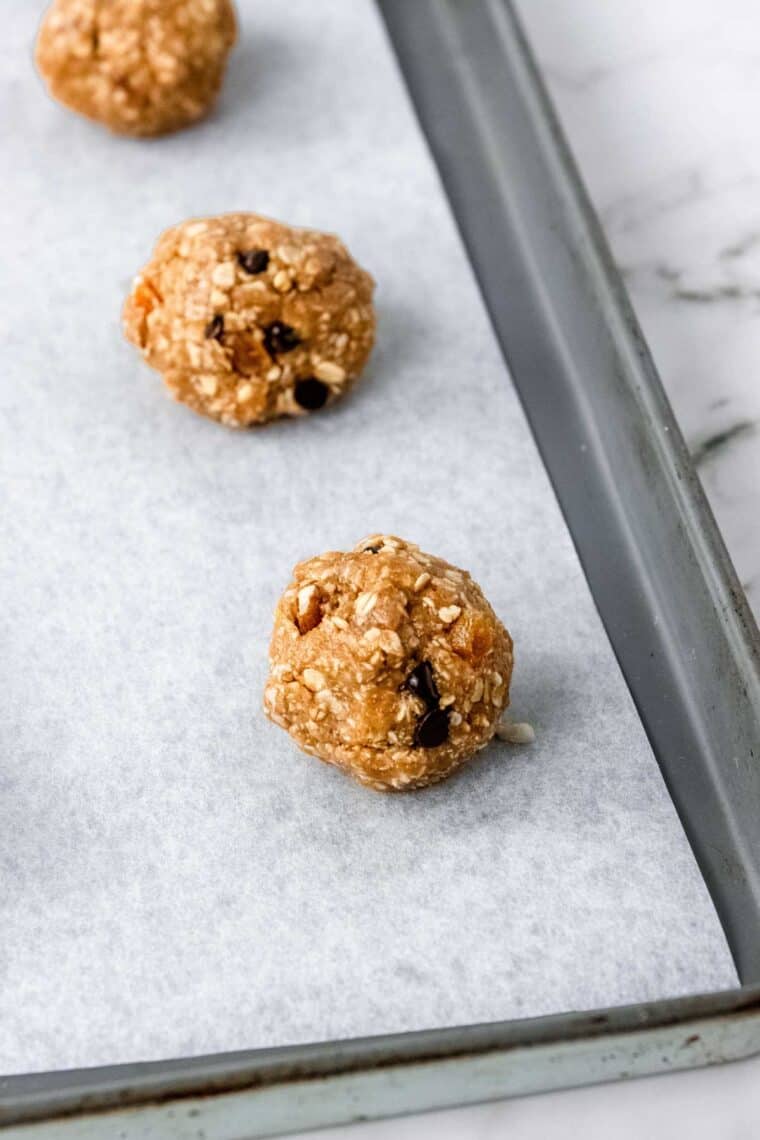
0,0,738,1075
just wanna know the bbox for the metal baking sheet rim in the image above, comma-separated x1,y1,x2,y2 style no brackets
2,989,760,1137
4,0,760,1134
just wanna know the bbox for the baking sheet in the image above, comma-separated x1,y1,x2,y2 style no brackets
0,0,738,1076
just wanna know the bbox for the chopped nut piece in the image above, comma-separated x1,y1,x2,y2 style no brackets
438,605,462,625
296,586,323,635
495,720,536,745
302,668,327,692
298,586,317,614
313,360,347,384
211,262,236,289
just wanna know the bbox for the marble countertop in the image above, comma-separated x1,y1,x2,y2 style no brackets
524,0,760,617
291,1,760,1136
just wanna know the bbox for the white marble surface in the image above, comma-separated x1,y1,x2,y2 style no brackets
522,0,760,616
291,1,760,1136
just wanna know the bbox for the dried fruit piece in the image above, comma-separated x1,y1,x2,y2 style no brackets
401,661,440,709
263,321,301,357
237,249,269,275
413,708,450,749
294,378,329,411
204,314,225,342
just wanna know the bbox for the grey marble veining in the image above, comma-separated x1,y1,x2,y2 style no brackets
517,0,760,614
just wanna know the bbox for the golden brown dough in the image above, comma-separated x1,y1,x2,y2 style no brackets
264,536,514,791
35,0,237,137
123,213,376,427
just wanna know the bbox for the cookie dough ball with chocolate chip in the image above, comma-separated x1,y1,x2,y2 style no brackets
35,0,237,137
123,213,376,426
264,536,514,791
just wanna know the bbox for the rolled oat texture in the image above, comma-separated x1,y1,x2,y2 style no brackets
123,213,376,427
265,536,514,791
35,0,237,137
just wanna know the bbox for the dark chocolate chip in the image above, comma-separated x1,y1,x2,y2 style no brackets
401,660,440,708
363,544,382,554
294,378,329,411
263,321,301,356
413,707,450,749
204,314,225,341
237,249,269,275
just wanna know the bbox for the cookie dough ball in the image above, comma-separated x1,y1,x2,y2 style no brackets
35,0,237,137
123,213,376,427
264,536,514,791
